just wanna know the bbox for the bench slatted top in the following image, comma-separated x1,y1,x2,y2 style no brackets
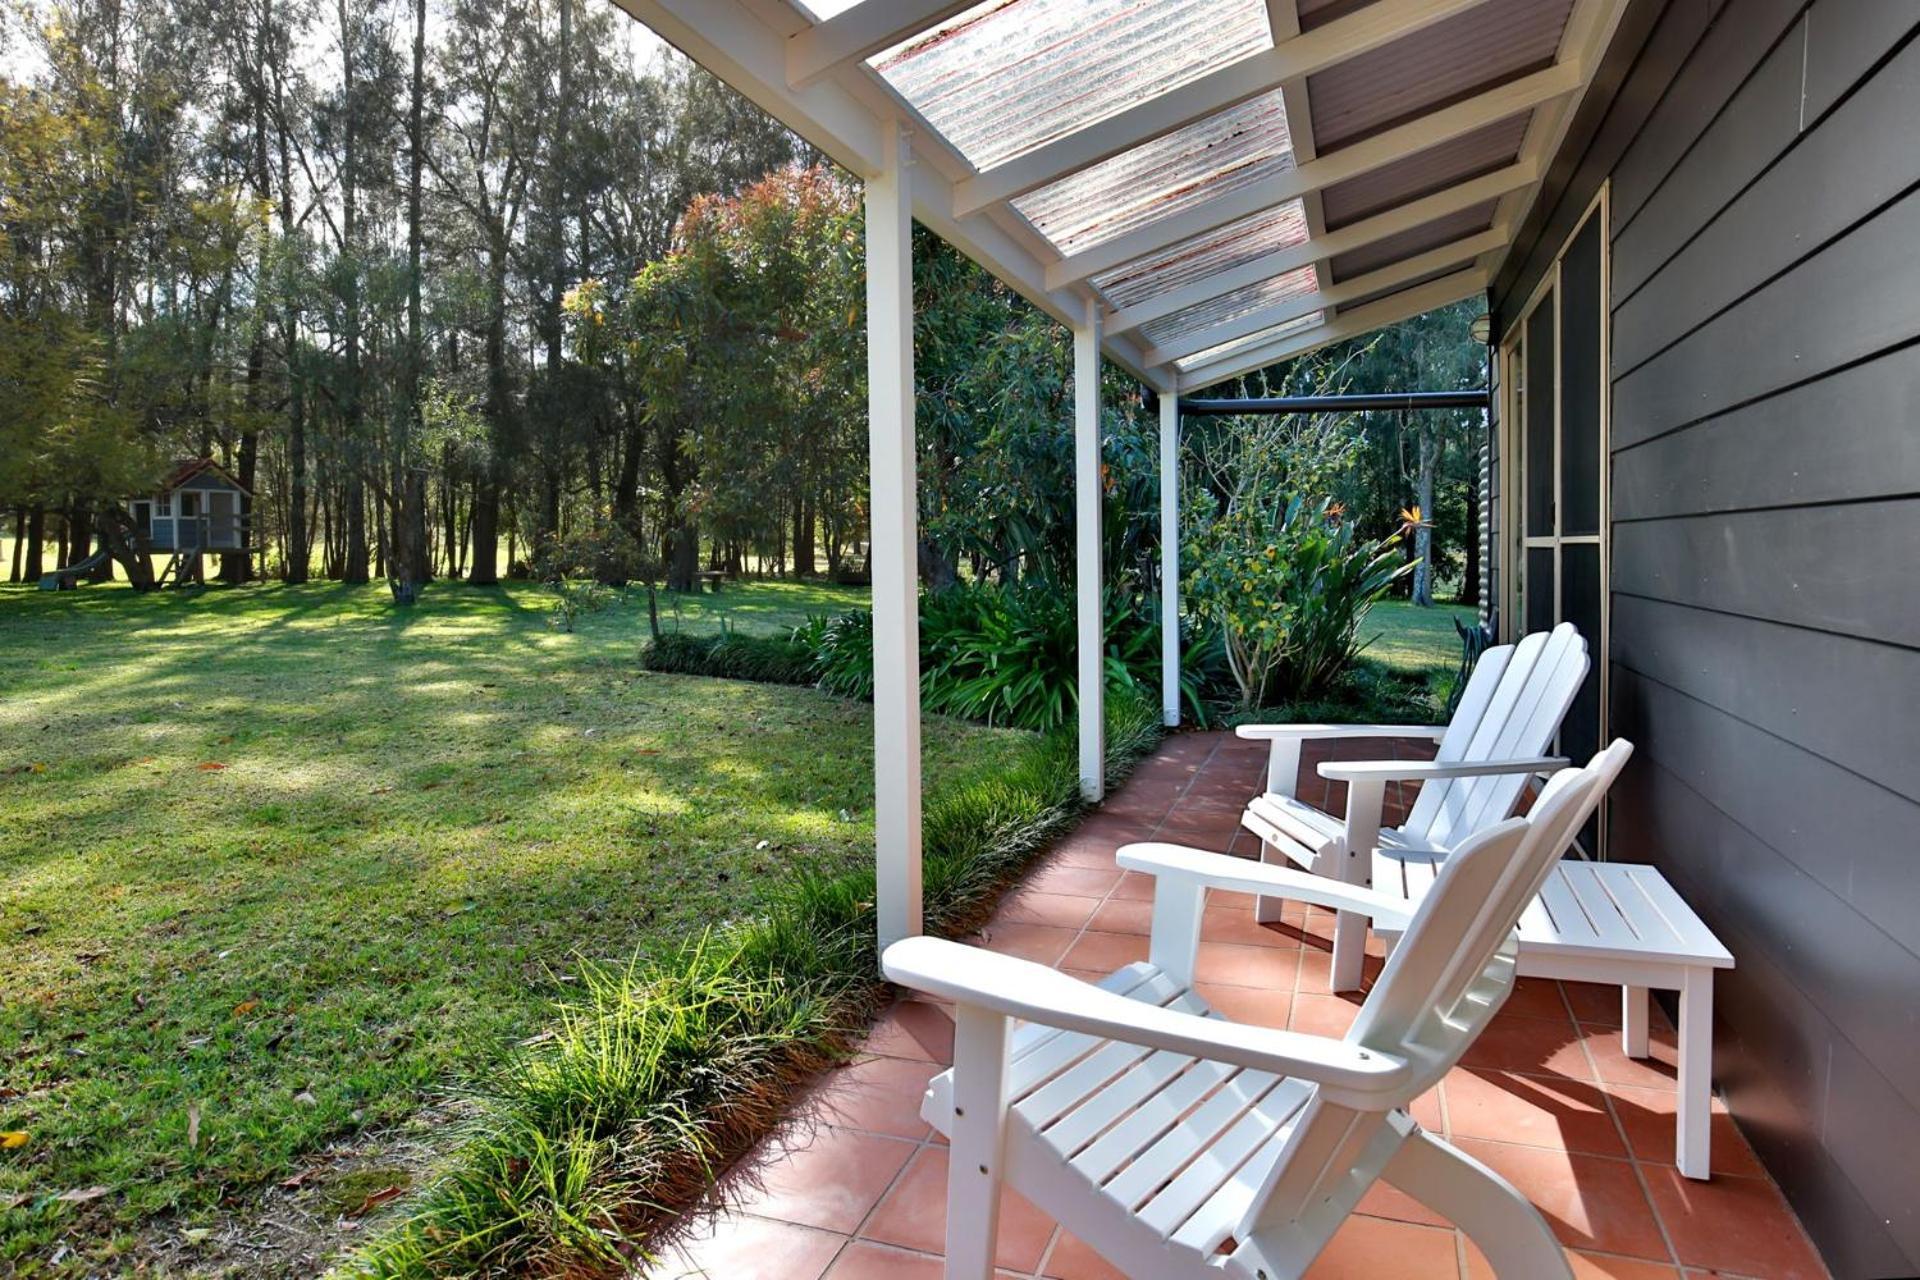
1373,855,1734,970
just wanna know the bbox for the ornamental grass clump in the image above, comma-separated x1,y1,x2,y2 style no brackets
349,690,1163,1279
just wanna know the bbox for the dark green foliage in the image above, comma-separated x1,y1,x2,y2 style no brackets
352,691,1163,1278
642,630,817,685
808,608,876,700
1227,657,1443,731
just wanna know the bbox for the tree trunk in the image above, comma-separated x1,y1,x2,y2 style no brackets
469,479,501,585
66,506,92,572
8,510,23,582
277,43,309,585
1462,457,1481,609
917,538,957,591
97,506,157,591
666,526,698,592
24,508,45,580
390,0,430,606
343,478,369,583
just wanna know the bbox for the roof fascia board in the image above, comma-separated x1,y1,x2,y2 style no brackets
1174,268,1488,390
1044,61,1579,290
952,0,1498,216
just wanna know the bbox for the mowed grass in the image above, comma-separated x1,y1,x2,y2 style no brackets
0,579,1018,1262
1357,598,1479,678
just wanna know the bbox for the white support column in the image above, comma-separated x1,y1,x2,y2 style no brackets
1159,390,1181,728
867,120,923,949
1074,300,1105,801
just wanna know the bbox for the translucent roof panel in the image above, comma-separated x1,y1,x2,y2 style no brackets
870,0,1273,172
1175,310,1325,371
1139,264,1321,349
1091,202,1311,311
1012,91,1297,256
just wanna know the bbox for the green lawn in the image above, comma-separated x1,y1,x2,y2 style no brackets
1356,598,1479,678
0,579,1012,1272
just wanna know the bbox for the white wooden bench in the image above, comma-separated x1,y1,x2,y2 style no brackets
1371,854,1734,1179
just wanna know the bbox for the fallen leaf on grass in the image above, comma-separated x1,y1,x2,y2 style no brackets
54,1186,109,1203
279,1167,321,1190
0,1131,27,1149
232,999,259,1017
196,762,228,772
186,1103,201,1152
348,1185,405,1217
181,1227,212,1244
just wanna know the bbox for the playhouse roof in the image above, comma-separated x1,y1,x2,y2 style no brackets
160,458,251,496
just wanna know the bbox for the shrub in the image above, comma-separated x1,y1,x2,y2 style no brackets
809,608,875,700
641,629,817,685
350,692,1164,1279
1186,495,1409,708
547,579,619,633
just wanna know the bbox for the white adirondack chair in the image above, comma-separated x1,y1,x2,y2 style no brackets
883,741,1633,1280
1238,622,1589,989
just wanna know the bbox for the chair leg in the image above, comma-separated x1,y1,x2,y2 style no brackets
946,1004,1012,1280
1382,1130,1571,1280
1677,968,1713,1180
1256,839,1288,925
1622,985,1650,1058
1330,909,1367,993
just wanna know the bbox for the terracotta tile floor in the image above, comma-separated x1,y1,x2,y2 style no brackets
648,732,1828,1280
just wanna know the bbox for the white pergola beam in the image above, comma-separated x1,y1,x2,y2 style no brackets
1046,62,1577,291
787,0,978,91
1142,227,1508,365
1177,268,1489,391
953,0,1497,217
1158,392,1181,728
866,122,924,949
1074,301,1106,801
1108,159,1533,341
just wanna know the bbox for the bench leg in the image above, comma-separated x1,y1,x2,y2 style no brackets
1677,968,1713,1180
1622,985,1650,1058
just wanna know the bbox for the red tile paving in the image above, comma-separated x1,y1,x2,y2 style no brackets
646,732,1827,1280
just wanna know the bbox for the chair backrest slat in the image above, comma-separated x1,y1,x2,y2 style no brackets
1234,740,1633,1245
1406,623,1587,847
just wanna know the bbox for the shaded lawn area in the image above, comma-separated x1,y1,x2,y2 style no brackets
0,580,1021,1264
1356,598,1478,679
650,577,868,634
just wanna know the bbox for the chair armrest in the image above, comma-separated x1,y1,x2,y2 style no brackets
1116,842,1415,929
1317,755,1567,783
882,937,1409,1104
1235,723,1450,742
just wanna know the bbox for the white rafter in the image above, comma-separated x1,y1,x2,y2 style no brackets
1106,160,1534,334
786,0,980,91
1042,62,1579,291
1178,269,1490,390
1142,227,1508,365
950,0,1497,216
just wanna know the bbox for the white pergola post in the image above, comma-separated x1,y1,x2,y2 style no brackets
1074,300,1105,801
1159,391,1180,728
867,120,923,949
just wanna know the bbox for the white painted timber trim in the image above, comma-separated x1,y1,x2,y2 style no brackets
1044,65,1572,291
866,121,924,949
786,0,979,90
1159,392,1180,728
1075,301,1106,801
1140,227,1507,365
1177,269,1488,391
950,0,1500,216
1109,161,1532,337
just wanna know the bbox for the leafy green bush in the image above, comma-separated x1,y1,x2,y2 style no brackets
351,692,1163,1279
809,607,876,700
642,630,817,685
1187,495,1409,708
547,579,620,633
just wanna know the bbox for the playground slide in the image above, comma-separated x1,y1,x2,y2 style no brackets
38,548,112,590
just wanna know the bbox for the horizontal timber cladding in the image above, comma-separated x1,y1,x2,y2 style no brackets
1500,0,1920,1270
1610,344,1920,519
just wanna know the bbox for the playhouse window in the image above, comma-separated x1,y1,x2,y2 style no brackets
156,494,172,516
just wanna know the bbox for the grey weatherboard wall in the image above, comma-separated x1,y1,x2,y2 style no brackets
1491,1,1920,1274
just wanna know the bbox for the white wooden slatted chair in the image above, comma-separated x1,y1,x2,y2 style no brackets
1238,622,1589,990
882,742,1632,1280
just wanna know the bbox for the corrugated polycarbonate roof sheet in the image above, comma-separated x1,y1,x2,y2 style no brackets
1175,310,1325,370
1013,89,1297,255
1013,90,1297,255
871,0,1273,172
1306,0,1574,149
1138,264,1321,348
1090,201,1311,311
